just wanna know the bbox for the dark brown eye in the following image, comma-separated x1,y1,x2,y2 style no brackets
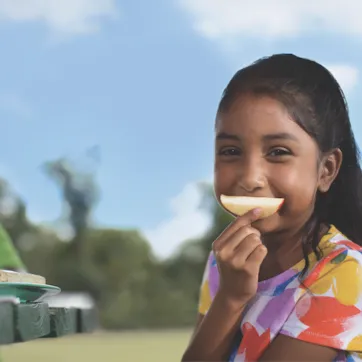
268,148,291,157
218,148,240,156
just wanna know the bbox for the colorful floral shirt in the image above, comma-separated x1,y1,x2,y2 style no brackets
198,225,362,362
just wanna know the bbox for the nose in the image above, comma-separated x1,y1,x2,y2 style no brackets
236,157,266,193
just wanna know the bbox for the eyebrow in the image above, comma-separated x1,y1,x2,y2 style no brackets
262,132,299,142
216,132,240,141
216,132,299,142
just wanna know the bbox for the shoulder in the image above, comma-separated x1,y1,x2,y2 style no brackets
303,225,362,300
279,226,362,353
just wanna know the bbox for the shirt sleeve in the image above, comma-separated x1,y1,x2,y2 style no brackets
280,248,362,352
198,251,214,315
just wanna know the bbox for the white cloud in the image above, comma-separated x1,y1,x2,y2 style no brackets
0,0,117,35
327,65,359,94
179,1,361,94
143,181,212,259
179,0,362,40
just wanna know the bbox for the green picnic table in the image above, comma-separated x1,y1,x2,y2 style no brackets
0,298,97,344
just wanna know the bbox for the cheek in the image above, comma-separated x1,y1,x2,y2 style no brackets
270,163,318,209
213,163,233,199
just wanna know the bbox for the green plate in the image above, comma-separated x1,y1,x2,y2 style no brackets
0,283,61,303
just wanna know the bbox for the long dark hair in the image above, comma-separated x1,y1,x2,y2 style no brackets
217,54,362,275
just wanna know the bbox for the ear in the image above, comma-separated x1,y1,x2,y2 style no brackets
318,148,343,193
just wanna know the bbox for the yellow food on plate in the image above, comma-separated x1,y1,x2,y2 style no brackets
0,270,46,284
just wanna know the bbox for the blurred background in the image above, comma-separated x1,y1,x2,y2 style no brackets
0,0,361,361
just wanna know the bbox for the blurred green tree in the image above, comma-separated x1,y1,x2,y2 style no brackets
43,156,99,264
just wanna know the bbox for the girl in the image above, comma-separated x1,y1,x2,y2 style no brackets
182,54,362,362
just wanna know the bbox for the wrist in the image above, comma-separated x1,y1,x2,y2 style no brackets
214,290,249,313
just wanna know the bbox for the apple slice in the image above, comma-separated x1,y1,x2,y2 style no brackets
220,195,284,219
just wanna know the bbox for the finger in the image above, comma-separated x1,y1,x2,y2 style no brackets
213,208,262,250
214,226,260,261
246,244,268,265
230,233,263,266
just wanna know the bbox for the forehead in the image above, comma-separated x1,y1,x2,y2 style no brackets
215,95,306,139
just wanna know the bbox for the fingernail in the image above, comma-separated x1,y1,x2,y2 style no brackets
253,208,262,216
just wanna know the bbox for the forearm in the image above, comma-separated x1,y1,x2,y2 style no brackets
182,292,246,362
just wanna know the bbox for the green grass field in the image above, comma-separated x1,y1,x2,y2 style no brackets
1,330,192,362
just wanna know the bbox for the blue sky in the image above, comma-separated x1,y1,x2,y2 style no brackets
1,0,362,258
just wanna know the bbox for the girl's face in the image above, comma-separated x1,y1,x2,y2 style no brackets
214,94,326,235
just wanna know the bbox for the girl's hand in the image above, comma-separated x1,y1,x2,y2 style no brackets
212,208,267,306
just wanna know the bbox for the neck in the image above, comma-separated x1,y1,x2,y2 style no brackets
259,227,305,280
258,222,328,281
